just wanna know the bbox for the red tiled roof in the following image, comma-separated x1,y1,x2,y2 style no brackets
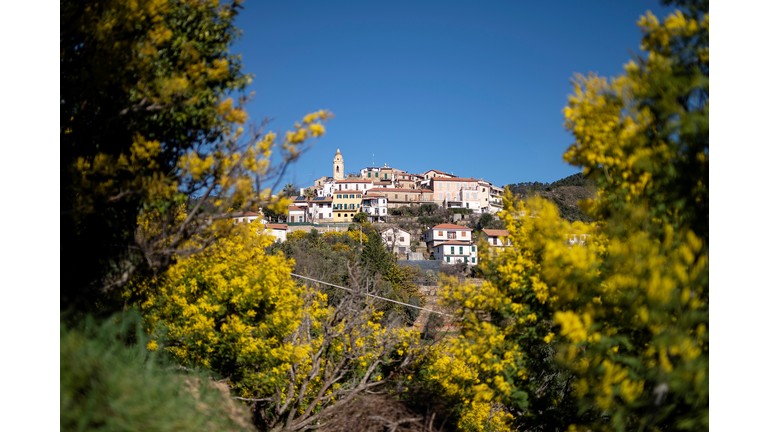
482,229,510,237
266,224,287,230
363,194,386,198
431,223,471,230
288,206,305,211
240,211,260,217
432,177,478,182
436,240,475,246
336,179,373,183
368,188,423,193
424,169,453,175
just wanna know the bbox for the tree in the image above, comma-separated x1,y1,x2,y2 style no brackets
353,211,368,224
61,0,331,315
135,224,419,431
440,2,708,431
304,188,316,199
283,183,298,197
360,231,395,277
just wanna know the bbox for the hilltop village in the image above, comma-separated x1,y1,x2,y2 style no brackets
232,148,523,268
299,148,506,223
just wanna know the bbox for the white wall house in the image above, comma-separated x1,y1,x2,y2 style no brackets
434,241,478,266
231,211,261,224
423,223,473,249
321,179,339,198
266,224,287,243
335,178,375,194
566,233,589,247
380,227,411,254
361,194,388,222
288,206,307,223
482,229,512,255
308,196,334,222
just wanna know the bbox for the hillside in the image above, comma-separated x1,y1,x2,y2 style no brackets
504,173,597,222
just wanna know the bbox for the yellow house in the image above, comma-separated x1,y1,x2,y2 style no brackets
332,191,363,222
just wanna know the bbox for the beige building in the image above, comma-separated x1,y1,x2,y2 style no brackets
333,148,344,180
367,188,434,208
381,227,411,255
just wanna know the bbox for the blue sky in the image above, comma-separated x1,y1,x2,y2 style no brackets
231,0,675,189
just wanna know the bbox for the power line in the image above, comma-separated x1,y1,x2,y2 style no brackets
289,273,455,317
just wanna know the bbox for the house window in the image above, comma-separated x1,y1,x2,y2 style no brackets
399,237,404,242
368,172,371,177
461,232,466,237
376,172,379,177
472,257,475,263
471,246,475,252
319,214,323,219
438,231,443,236
448,232,456,239
357,194,361,198
446,256,450,262
394,194,398,199
344,204,347,210
465,257,468,263
388,237,393,242
451,246,454,254
459,247,463,254
492,238,497,245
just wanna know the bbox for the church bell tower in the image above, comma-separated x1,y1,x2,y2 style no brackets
333,148,344,180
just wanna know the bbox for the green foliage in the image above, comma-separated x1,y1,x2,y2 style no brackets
449,208,473,215
61,310,254,432
441,3,709,431
353,211,368,223
360,230,396,277
60,0,251,314
418,214,444,227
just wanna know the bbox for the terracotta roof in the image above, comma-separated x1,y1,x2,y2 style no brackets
266,224,287,230
362,194,386,198
336,179,373,183
239,211,260,217
436,240,475,246
432,177,479,182
431,223,472,230
288,206,305,211
482,229,510,237
368,188,423,193
424,169,453,175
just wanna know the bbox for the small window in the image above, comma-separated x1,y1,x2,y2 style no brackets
471,246,475,252
472,257,475,263
451,246,455,254
357,194,361,198
399,237,404,242
459,247,463,254
464,257,468,263
376,172,379,177
446,256,450,262
461,231,467,237
438,231,443,236
368,172,371,177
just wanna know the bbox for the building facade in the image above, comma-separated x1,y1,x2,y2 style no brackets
361,194,388,222
332,191,363,222
380,227,411,254
433,241,478,266
424,223,473,249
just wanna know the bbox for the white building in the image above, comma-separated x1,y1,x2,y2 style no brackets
288,205,307,223
481,229,512,255
380,227,411,255
424,223,473,249
361,194,388,222
434,241,477,266
265,224,287,243
566,233,589,247
231,211,261,224
308,196,334,222
335,178,375,194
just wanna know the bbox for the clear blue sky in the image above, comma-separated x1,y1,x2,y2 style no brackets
231,0,675,189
